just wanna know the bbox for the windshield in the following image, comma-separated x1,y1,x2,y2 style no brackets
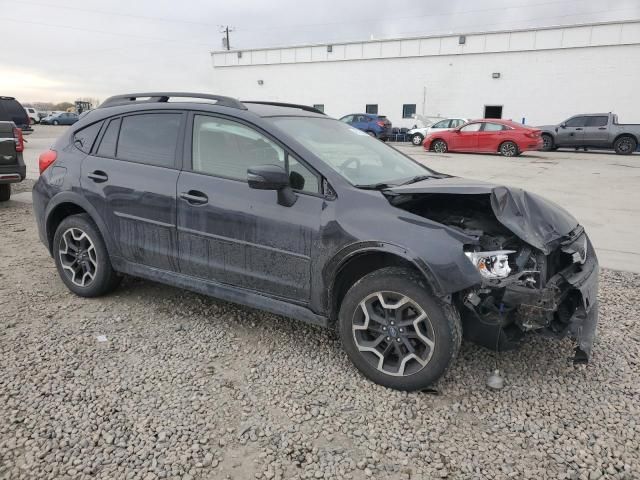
271,117,434,186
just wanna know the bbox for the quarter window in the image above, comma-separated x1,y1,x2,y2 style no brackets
73,121,103,153
460,123,482,132
117,113,181,167
565,116,588,128
313,104,324,113
402,104,416,119
96,118,120,158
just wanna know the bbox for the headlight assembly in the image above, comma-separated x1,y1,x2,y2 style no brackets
465,250,515,279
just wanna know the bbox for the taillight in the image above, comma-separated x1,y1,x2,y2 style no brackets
525,130,541,138
377,121,385,127
13,127,24,152
39,150,57,174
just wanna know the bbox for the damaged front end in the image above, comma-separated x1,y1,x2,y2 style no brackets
387,179,599,362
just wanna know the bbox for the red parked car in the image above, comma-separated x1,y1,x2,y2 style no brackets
423,119,543,157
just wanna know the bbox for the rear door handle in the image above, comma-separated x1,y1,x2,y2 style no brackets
575,128,583,131
179,190,208,205
598,127,606,130
87,170,108,183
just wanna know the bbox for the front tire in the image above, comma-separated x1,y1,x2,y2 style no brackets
411,133,424,146
541,134,554,151
0,184,10,202
53,214,121,297
338,267,462,391
431,139,448,153
499,141,519,157
613,136,637,155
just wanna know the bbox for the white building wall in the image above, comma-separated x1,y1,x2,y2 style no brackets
211,22,640,127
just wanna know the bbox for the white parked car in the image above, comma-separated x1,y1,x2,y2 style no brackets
408,118,469,146
24,107,40,125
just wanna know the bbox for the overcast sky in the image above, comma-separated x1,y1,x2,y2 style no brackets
1,0,638,103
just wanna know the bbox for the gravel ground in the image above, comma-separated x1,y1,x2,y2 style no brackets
1,200,639,480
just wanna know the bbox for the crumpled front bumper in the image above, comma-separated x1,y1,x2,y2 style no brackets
503,233,599,362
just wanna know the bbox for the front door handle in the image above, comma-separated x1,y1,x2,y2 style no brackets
180,190,208,205
88,170,108,183
575,128,583,130
598,127,606,130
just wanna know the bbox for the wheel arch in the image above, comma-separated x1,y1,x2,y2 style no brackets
45,193,116,257
326,244,444,326
429,137,447,150
497,139,519,154
613,132,639,145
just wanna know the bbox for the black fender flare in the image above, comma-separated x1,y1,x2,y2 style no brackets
44,191,117,257
323,241,446,311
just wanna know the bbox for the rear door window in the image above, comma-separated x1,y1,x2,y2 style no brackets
117,113,182,168
586,116,608,127
74,121,103,153
96,118,120,158
482,123,505,131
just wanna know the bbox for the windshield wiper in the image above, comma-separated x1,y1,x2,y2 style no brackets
399,175,438,185
355,182,394,190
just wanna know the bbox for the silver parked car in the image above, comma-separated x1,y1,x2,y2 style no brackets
408,118,469,146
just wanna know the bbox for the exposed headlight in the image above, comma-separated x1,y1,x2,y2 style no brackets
465,250,515,279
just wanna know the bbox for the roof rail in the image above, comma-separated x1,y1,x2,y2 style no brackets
242,101,326,115
99,92,247,110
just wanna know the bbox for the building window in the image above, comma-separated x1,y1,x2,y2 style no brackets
313,104,324,113
365,104,378,114
402,104,417,119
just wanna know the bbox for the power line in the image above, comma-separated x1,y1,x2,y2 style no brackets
2,0,221,29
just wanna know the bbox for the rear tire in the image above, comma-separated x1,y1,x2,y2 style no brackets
411,133,424,146
432,139,448,153
613,136,637,155
0,184,10,202
53,214,121,297
52,120,59,125
366,131,376,138
541,134,554,152
499,141,519,157
338,267,462,391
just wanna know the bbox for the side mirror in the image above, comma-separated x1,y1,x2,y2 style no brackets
560,123,567,129
247,164,297,207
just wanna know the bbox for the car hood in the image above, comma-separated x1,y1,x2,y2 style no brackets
388,177,579,253
537,124,558,131
408,127,428,135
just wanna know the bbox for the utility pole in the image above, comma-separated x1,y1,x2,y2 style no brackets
219,25,234,50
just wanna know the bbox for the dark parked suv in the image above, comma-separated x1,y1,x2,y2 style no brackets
33,93,599,391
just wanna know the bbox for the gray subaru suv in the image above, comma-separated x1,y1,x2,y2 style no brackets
32,93,599,391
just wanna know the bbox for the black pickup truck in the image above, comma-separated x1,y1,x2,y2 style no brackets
0,121,26,201
538,113,640,155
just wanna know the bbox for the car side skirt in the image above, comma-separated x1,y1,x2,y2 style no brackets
111,257,329,329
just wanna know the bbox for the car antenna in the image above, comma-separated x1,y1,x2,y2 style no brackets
486,303,506,391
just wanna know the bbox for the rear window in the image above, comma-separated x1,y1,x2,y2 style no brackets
73,121,103,153
116,113,181,168
0,98,28,124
